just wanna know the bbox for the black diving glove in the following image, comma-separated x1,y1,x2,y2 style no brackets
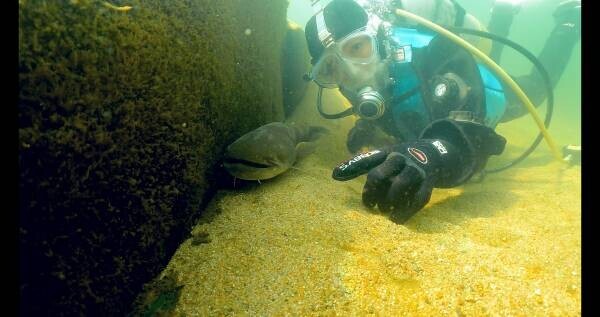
554,0,581,29
332,139,462,223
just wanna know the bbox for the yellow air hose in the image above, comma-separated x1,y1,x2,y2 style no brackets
394,8,564,161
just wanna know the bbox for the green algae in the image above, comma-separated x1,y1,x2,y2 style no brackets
19,0,288,314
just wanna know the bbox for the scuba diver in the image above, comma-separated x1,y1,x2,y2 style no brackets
304,0,581,223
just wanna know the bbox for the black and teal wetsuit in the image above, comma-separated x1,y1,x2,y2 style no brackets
346,16,578,186
347,26,508,186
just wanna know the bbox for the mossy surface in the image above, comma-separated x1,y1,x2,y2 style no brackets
281,20,310,117
131,270,183,317
19,0,287,315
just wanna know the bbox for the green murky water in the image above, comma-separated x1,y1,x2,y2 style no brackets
154,1,581,315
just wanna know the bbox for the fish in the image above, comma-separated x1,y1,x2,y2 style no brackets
223,122,328,181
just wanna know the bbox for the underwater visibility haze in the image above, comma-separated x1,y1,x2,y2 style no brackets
19,0,580,315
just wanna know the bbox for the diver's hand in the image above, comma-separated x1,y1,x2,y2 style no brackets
554,0,581,29
333,139,459,223
346,119,397,154
492,0,521,16
346,119,376,154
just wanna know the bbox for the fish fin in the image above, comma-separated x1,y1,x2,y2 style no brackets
295,142,318,160
306,126,329,142
290,123,329,143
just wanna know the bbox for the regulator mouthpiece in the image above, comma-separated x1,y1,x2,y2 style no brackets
355,87,385,120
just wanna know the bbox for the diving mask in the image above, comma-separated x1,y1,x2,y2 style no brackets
309,26,380,88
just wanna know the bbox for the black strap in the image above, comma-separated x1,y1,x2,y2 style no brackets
449,0,466,27
390,85,421,105
432,0,442,23
395,0,465,28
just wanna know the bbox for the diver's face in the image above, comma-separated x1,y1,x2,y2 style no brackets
340,34,374,60
310,27,386,90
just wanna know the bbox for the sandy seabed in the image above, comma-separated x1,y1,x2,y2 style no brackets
156,85,581,316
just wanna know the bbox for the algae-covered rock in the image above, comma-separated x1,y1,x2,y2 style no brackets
18,0,287,315
281,20,311,118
